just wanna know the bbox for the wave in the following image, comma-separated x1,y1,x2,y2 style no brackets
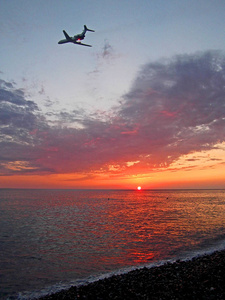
16,238,225,300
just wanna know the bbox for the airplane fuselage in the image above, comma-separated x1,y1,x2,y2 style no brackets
74,33,85,40
58,36,84,44
58,39,70,44
58,35,84,44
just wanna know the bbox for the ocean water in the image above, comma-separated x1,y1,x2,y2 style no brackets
0,189,225,299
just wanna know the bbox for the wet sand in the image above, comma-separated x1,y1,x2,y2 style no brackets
39,249,225,299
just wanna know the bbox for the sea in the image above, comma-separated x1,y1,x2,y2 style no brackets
0,189,225,299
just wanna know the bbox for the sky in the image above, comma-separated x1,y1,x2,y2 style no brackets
1,0,225,189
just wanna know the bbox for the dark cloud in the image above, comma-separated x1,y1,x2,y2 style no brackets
1,50,225,176
0,79,49,174
0,78,14,89
117,50,225,167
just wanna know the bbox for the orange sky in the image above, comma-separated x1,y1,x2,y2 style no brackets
1,145,225,189
1,51,225,189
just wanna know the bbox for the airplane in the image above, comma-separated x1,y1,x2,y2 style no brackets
58,25,95,47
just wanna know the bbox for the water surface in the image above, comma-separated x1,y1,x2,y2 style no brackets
0,189,225,299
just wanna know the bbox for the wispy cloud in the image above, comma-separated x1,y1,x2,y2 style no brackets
88,40,117,78
1,50,225,176
99,39,115,60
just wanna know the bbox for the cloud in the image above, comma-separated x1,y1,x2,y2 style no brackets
88,40,117,78
100,39,114,59
118,50,225,166
0,79,50,174
1,50,225,176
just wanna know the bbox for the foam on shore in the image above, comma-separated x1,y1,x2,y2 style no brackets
37,249,225,300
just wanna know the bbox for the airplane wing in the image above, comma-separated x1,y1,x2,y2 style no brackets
63,30,73,41
74,41,92,47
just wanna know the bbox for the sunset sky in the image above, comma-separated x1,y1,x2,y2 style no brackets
1,0,225,189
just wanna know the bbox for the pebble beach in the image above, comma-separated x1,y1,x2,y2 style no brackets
39,249,225,300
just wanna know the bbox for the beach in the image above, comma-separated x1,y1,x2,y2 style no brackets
39,249,225,300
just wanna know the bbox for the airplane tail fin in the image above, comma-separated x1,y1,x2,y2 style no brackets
84,25,95,32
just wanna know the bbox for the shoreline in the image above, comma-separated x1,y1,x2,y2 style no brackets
38,249,225,300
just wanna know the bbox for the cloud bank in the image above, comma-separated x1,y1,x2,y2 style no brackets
1,50,225,176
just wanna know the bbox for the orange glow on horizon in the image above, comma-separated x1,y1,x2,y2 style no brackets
0,155,225,189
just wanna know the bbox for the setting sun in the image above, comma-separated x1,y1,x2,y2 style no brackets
137,186,142,190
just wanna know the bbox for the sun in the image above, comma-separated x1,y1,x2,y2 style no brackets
137,186,142,190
